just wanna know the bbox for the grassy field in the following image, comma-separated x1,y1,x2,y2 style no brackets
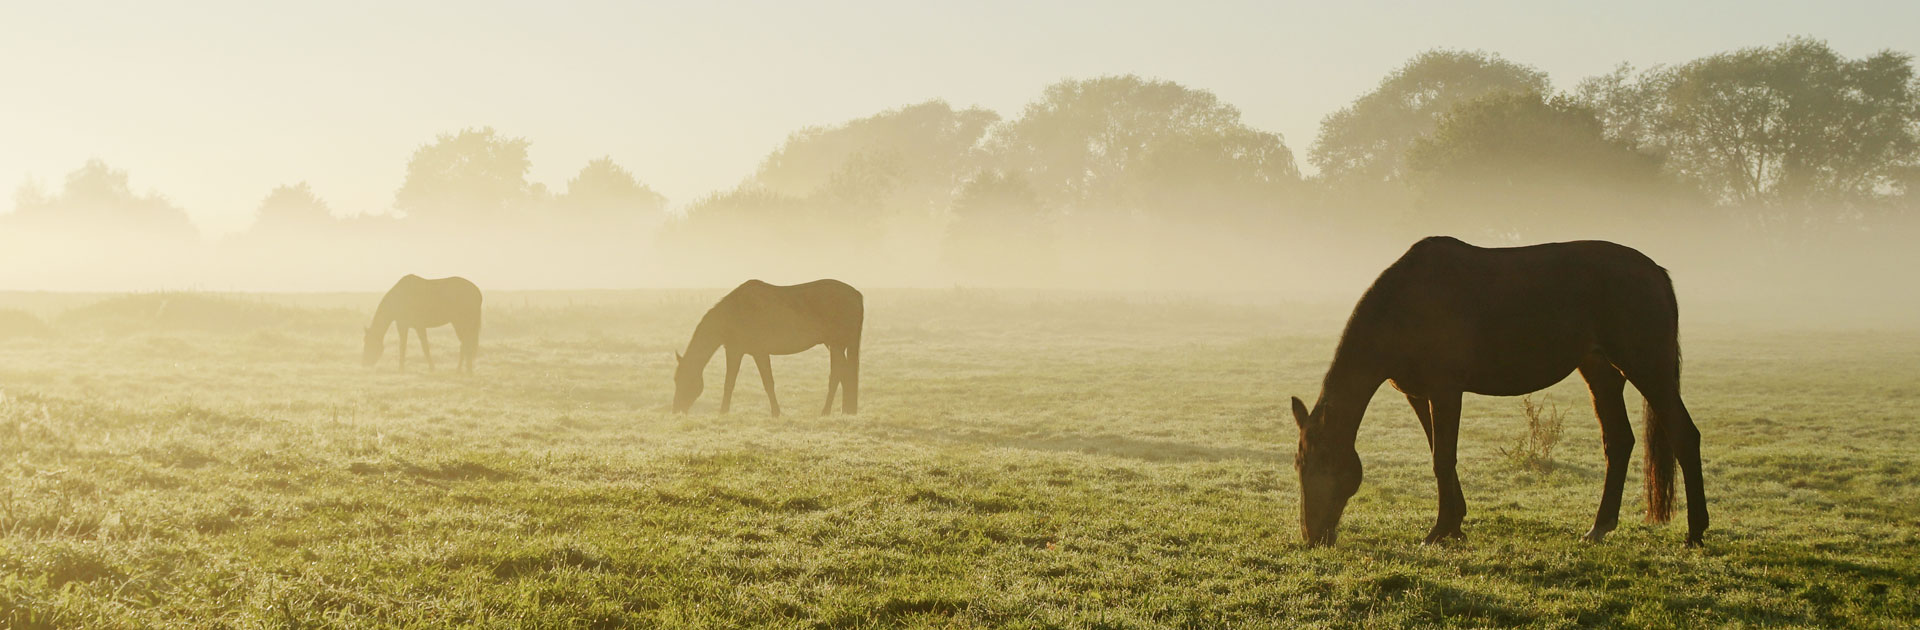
0,290,1915,628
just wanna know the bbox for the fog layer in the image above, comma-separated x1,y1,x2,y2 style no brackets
3,40,1915,324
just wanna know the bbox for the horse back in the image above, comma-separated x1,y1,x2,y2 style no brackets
384,275,483,328
712,280,863,352
1352,238,1675,395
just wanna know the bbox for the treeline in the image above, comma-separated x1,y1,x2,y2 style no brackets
3,37,1916,296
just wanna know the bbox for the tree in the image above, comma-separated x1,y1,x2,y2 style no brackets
1406,92,1686,240
394,127,533,223
5,159,197,240
1578,38,1920,221
753,100,998,216
0,160,200,290
943,171,1054,284
670,101,999,284
1311,50,1550,184
248,183,335,234
557,157,667,228
987,75,1300,222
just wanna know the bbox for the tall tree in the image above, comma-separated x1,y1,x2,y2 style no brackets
1578,38,1920,220
394,127,533,223
6,160,197,240
558,157,668,227
943,171,1054,284
248,183,335,234
1311,50,1550,184
988,75,1300,221
753,100,998,216
1406,92,1686,240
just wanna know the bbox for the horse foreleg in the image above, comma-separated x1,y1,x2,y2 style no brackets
720,348,742,414
397,326,409,370
1580,355,1633,542
1425,392,1467,544
754,354,780,418
1405,394,1434,450
821,346,842,415
417,328,435,371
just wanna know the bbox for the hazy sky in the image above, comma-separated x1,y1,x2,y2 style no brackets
3,0,1916,237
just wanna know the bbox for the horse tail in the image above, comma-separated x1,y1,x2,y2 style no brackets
1643,396,1677,522
1643,266,1681,523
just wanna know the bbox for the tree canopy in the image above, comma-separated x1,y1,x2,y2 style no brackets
1579,38,1920,220
1408,92,1683,239
6,160,198,241
394,127,534,223
987,75,1299,221
1312,50,1550,184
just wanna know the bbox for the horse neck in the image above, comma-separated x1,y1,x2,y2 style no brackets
1316,356,1384,441
682,315,726,370
369,298,398,332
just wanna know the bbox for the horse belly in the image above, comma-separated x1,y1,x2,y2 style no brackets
1464,331,1593,397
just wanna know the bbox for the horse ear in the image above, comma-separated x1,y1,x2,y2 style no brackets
671,351,682,365
1291,396,1311,427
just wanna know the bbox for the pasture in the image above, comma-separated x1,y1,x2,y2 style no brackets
0,290,1914,628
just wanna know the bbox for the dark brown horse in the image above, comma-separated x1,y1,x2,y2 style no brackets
1292,237,1706,547
673,279,863,416
363,275,482,373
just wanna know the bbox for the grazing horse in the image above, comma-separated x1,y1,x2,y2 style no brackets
673,279,863,417
1292,237,1706,547
363,275,482,373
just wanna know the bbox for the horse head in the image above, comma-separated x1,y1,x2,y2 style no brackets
1294,396,1362,546
671,351,702,413
361,325,383,367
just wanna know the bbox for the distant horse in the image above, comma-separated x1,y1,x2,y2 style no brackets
1291,237,1706,547
363,275,482,373
673,279,863,417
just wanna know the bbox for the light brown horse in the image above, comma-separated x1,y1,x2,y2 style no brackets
673,279,863,417
363,275,482,373
1292,237,1706,547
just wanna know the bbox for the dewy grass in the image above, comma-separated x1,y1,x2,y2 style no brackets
0,290,1915,628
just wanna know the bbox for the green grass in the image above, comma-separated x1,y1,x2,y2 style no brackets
0,291,1914,628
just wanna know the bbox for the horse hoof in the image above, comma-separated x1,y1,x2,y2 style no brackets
1422,530,1466,545
1582,525,1614,543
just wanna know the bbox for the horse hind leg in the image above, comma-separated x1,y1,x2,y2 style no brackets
461,320,480,373
843,339,859,414
821,345,842,415
417,328,435,371
754,354,781,418
1642,384,1706,547
1579,351,1633,542
1612,342,1708,547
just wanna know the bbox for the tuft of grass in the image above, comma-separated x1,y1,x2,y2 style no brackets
1499,395,1566,473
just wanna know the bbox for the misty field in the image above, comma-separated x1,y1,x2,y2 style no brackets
1,290,1914,629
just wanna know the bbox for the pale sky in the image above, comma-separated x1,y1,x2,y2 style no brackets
3,0,1916,237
